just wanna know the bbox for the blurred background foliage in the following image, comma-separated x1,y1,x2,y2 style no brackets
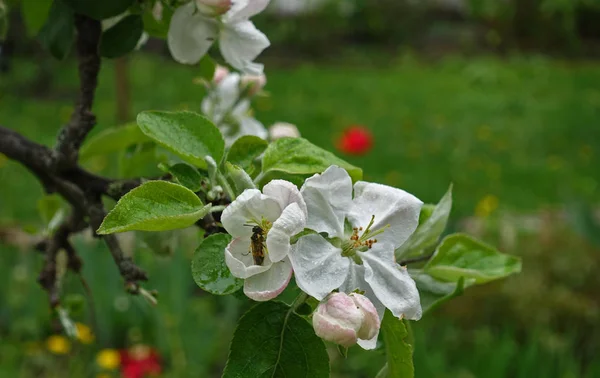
1,0,600,377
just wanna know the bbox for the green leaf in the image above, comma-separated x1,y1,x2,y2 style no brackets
80,122,151,160
97,181,211,234
198,55,216,81
223,301,329,378
411,271,472,315
62,0,134,20
424,233,522,284
142,6,172,39
22,0,53,36
381,310,414,378
159,163,203,192
227,135,268,170
38,0,74,60
137,111,225,169
191,233,242,295
396,184,453,259
261,138,362,183
99,15,143,58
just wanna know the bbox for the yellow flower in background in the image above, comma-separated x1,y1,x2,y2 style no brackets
46,335,71,355
75,323,95,344
475,194,499,218
96,348,121,370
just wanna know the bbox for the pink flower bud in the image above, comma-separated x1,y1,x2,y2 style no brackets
195,0,232,17
241,73,267,96
213,65,230,84
312,292,380,347
349,293,380,340
269,122,300,140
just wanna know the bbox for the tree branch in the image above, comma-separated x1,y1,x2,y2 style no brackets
54,15,102,167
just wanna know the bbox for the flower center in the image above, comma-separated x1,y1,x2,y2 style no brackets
341,215,388,263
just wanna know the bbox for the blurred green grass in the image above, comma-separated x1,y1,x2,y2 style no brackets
1,52,599,377
1,53,599,220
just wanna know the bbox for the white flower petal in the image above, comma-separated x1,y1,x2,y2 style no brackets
266,203,306,262
289,234,349,300
223,0,271,23
219,21,269,74
356,297,384,350
168,3,218,64
348,181,422,251
225,237,272,279
221,189,282,238
300,166,352,238
362,253,422,320
244,258,293,301
238,116,268,140
263,179,307,215
339,263,383,350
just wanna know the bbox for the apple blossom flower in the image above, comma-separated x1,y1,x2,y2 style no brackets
337,126,373,155
269,122,300,140
201,69,268,145
289,165,422,349
222,180,307,301
312,292,380,347
168,0,271,74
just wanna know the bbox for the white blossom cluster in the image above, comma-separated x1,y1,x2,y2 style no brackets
167,0,420,350
221,166,423,349
200,65,300,145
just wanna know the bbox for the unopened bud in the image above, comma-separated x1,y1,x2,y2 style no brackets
312,292,380,347
195,0,232,17
241,73,266,96
269,122,300,140
213,65,230,84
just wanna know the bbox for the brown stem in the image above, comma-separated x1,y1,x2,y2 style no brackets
54,15,102,167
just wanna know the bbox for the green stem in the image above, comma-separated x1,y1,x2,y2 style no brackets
253,171,266,186
290,292,309,312
217,171,236,200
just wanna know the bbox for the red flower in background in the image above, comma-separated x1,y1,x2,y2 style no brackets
337,126,373,155
120,345,162,378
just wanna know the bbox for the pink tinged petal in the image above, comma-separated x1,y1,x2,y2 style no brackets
362,253,422,320
350,293,380,341
223,0,271,23
338,263,384,350
300,166,352,238
356,297,385,350
168,3,218,64
225,237,271,279
221,189,282,238
266,203,306,262
348,181,423,251
289,234,349,300
312,293,364,347
313,312,358,348
263,179,307,216
243,258,292,301
219,21,269,75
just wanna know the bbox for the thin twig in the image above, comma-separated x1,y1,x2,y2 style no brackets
54,15,102,167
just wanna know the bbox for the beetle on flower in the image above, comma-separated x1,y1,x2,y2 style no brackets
222,180,307,301
289,165,423,349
